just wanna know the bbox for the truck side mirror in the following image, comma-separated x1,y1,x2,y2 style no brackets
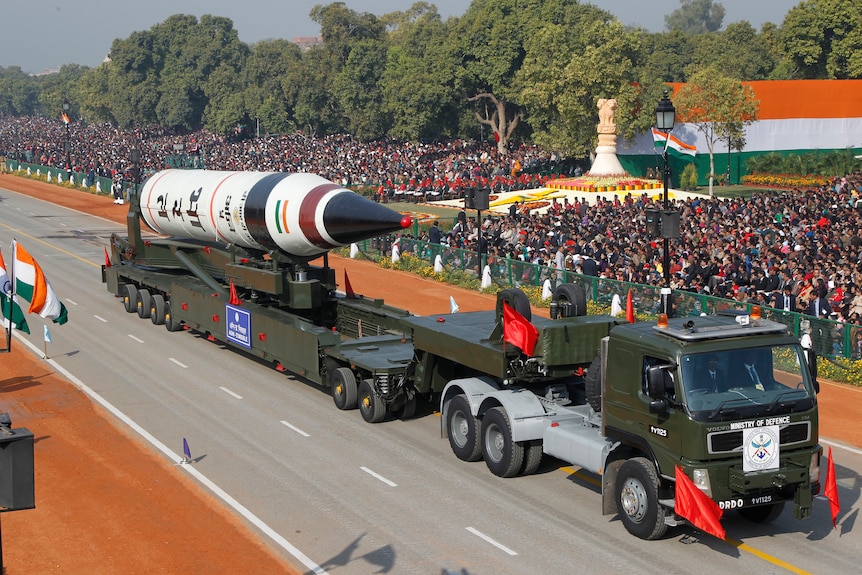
646,365,673,415
808,352,819,394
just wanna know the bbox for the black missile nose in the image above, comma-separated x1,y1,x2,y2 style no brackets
323,192,411,245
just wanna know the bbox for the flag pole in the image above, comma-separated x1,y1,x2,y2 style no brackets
3,243,13,353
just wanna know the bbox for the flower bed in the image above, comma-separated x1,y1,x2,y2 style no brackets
549,175,662,192
741,173,825,189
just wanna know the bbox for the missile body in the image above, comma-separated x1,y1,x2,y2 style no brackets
139,170,411,259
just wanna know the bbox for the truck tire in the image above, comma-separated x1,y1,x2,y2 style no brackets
392,393,417,420
584,354,603,412
552,283,587,317
150,293,166,325
446,395,482,462
330,367,358,410
358,378,386,423
482,406,524,478
615,457,668,540
122,284,138,313
497,288,531,322
136,289,152,319
164,301,183,332
520,440,543,476
738,502,785,524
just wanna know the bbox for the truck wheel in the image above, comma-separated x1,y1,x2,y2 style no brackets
164,301,183,332
615,457,668,540
136,289,151,319
122,284,138,313
330,367,358,410
738,502,785,524
482,406,524,478
150,294,166,325
358,379,386,423
497,288,531,322
392,393,417,420
446,395,482,462
552,283,587,317
520,440,543,476
584,354,603,412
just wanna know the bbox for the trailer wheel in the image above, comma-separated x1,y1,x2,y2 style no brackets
164,301,183,332
446,395,482,462
584,354,603,412
136,289,152,319
358,379,386,423
615,457,668,540
392,393,417,420
482,406,524,478
552,283,587,317
497,288,532,322
150,294,166,325
738,502,785,524
330,367,358,410
520,440,543,476
122,284,138,313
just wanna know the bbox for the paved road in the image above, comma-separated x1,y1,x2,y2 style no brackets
1,182,859,574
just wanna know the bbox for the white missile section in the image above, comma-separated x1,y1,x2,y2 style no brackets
139,170,411,259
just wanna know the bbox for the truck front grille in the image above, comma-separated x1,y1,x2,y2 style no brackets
707,421,811,454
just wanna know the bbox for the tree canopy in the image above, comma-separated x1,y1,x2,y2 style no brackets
0,0,855,156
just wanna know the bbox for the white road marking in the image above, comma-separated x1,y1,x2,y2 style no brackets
169,358,188,368
465,527,518,556
65,298,78,306
220,386,243,399
821,438,862,456
128,334,144,343
280,420,310,437
94,315,108,322
360,466,398,487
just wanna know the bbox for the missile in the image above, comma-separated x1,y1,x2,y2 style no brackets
139,170,412,259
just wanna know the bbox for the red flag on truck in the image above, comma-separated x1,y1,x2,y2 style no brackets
674,466,725,539
229,279,241,305
502,301,538,356
825,447,840,528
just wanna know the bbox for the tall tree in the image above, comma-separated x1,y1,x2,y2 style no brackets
780,0,862,79
447,0,537,153
688,21,774,80
381,3,459,140
673,66,759,196
665,0,725,34
242,39,302,134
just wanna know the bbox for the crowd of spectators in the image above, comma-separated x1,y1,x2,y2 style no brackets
2,115,861,356
0,115,570,200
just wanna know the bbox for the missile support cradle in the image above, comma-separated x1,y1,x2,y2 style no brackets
104,169,822,540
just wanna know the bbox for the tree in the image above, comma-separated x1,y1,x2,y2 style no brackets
665,0,725,34
780,0,862,79
446,0,537,153
381,3,459,141
673,66,759,196
242,39,302,134
688,22,774,80
514,4,644,157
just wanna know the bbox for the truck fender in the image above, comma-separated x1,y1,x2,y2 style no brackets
440,377,547,443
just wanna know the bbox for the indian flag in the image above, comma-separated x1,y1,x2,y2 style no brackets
61,111,70,124
652,128,697,160
0,249,30,334
12,240,68,325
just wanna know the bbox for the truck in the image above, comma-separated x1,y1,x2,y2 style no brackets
104,169,822,540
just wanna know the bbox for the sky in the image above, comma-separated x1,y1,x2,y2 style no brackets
3,1,802,74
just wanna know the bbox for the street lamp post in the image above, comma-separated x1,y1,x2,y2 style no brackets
130,147,141,204
655,91,677,317
11,132,19,169
62,99,71,181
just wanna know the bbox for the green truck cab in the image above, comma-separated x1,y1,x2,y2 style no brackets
600,311,820,539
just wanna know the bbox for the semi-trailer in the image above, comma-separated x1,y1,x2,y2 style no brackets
104,169,822,539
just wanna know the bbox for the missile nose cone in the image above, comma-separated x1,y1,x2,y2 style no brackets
323,192,411,245
401,215,413,229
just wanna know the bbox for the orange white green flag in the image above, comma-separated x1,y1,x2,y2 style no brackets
12,240,68,325
0,248,30,333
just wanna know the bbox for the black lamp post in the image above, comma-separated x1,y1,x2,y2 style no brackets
655,91,676,317
130,147,141,204
11,132,19,168
62,99,71,181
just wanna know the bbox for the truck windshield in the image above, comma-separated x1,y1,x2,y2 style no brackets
678,345,816,421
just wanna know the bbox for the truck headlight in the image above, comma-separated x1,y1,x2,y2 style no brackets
692,468,712,498
809,451,821,486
